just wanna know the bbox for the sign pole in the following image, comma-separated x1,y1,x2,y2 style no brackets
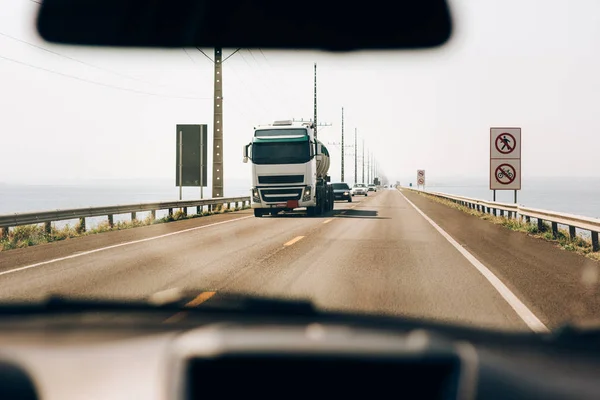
493,190,496,202
179,130,183,201
514,189,517,204
200,128,204,199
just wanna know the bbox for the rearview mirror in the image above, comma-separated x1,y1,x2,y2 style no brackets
36,0,453,50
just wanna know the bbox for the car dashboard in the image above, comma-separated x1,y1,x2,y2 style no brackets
0,314,599,400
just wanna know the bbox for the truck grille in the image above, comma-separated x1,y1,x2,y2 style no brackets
260,188,303,202
258,175,304,184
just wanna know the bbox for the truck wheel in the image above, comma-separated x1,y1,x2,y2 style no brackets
348,198,352,202
254,209,263,218
307,206,316,217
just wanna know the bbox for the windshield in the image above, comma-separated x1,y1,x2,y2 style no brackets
332,183,350,190
252,140,310,165
2,1,600,337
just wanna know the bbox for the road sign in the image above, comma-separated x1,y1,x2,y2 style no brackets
490,159,521,190
490,128,521,159
417,170,425,186
490,127,521,191
176,124,208,187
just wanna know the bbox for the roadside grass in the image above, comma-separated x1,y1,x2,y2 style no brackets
0,204,250,252
406,189,600,262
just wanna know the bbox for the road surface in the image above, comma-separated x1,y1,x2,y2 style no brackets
0,188,598,332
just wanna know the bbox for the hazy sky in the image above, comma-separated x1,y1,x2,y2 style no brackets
1,0,599,190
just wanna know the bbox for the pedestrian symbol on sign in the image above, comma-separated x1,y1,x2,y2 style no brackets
495,132,516,155
500,135,512,151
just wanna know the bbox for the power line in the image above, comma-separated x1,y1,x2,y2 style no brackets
184,47,272,118
0,53,211,100
0,30,180,89
239,49,295,115
195,47,214,63
182,48,196,64
223,49,241,62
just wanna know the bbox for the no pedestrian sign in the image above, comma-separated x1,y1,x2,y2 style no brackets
490,127,521,190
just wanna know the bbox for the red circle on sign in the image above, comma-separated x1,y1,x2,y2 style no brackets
418,178,424,184
418,170,424,177
495,164,516,184
495,133,516,154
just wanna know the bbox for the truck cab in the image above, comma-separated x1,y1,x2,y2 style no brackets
243,120,333,217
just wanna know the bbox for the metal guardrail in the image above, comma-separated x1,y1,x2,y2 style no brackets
0,196,251,237
401,187,600,251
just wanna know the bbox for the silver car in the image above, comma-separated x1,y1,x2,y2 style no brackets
352,183,368,196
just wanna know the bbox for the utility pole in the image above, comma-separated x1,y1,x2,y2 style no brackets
354,128,358,184
362,138,365,184
213,48,223,198
313,63,318,139
341,107,344,182
366,150,370,184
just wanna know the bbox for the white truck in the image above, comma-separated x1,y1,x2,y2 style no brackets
243,120,334,217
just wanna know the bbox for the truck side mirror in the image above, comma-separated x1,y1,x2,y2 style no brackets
242,143,250,163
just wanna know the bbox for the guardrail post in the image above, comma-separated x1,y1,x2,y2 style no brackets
108,215,114,228
196,206,201,214
592,232,599,252
78,217,86,233
569,226,576,241
1,227,8,239
537,218,544,232
525,216,530,223
168,208,173,217
150,210,156,221
44,221,51,234
499,210,504,217
131,212,137,221
551,222,558,238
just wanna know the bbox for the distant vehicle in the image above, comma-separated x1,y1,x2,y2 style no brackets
368,184,377,192
352,183,368,196
332,183,352,202
243,120,334,217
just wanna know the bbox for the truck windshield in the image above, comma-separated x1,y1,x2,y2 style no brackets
252,141,310,165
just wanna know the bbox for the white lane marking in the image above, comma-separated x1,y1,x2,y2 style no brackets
323,219,333,224
399,191,549,333
284,236,305,246
0,216,254,277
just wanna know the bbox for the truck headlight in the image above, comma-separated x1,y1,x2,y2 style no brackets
302,186,312,201
252,188,260,202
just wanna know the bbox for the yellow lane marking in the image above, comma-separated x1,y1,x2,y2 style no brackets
284,236,305,246
164,291,216,323
323,219,333,224
186,291,216,307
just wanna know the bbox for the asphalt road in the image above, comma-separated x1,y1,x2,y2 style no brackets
0,188,597,332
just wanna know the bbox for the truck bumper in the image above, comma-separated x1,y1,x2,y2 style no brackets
251,199,315,210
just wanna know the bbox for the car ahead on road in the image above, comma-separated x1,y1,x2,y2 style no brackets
352,183,368,196
332,183,352,202
368,184,377,192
